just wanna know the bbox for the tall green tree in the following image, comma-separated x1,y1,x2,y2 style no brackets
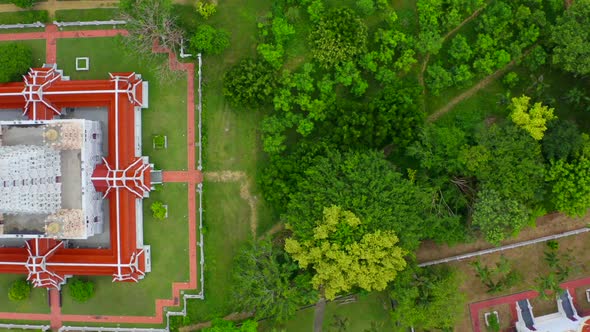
389,265,465,331
231,240,317,323
0,43,32,83
309,8,368,68
285,206,407,300
546,157,590,217
223,59,276,108
472,188,531,245
542,120,584,161
550,0,590,75
285,150,435,251
468,124,546,205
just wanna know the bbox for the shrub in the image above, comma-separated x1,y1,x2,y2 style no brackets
189,25,230,55
10,0,34,9
487,313,500,332
153,134,166,149
67,278,95,302
151,201,167,220
8,280,31,301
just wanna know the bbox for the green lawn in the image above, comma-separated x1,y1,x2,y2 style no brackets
259,292,393,331
0,11,49,24
54,9,120,22
56,37,188,171
185,182,252,322
0,275,49,313
61,183,190,316
0,40,45,67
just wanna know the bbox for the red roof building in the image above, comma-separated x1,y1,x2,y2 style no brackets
0,65,155,288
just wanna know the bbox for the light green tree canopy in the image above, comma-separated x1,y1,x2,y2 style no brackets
510,95,556,140
285,206,407,300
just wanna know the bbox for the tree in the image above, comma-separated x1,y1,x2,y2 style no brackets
67,278,95,302
408,124,468,177
223,59,275,108
472,188,530,245
510,95,556,140
550,0,590,75
389,265,465,331
469,124,545,205
285,206,407,300
231,240,316,323
425,63,453,96
202,319,258,332
189,25,230,55
356,0,375,16
120,0,183,80
325,81,423,149
546,157,590,217
448,34,473,62
0,43,32,83
285,150,435,251
309,8,368,68
542,120,583,161
8,280,31,302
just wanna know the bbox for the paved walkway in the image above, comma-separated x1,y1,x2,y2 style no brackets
0,24,200,330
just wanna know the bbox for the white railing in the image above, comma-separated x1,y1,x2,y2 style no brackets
0,22,44,29
0,323,50,331
53,20,126,28
418,227,590,267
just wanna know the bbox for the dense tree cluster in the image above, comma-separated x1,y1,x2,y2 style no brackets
185,0,590,328
0,43,32,83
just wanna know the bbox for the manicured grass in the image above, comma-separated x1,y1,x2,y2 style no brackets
0,275,49,313
0,10,48,24
54,8,120,22
61,183,190,316
185,181,253,322
56,37,188,171
0,39,45,67
259,292,393,331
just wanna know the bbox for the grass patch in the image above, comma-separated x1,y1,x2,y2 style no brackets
0,275,49,313
56,37,188,171
259,292,392,331
0,11,48,24
0,39,45,67
54,8,120,22
186,181,252,321
61,183,190,316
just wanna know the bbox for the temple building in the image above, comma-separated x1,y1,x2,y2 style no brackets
0,65,158,288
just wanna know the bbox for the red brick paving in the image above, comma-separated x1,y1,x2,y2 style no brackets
0,25,201,330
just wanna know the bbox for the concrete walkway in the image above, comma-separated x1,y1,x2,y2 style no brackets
0,24,200,330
